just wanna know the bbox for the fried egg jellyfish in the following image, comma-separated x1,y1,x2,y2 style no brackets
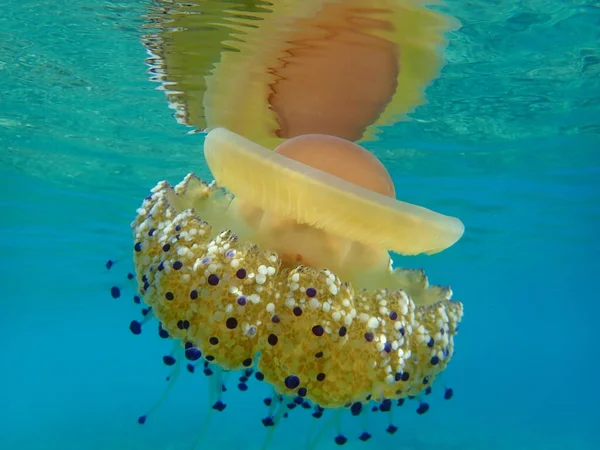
111,128,464,448
107,0,467,447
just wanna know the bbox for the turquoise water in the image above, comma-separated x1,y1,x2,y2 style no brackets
1,0,599,449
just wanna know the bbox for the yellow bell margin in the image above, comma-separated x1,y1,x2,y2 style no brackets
144,0,459,147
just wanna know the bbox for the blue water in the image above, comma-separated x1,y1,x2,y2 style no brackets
1,0,599,449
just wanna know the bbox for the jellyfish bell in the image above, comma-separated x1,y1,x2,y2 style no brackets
204,128,464,291
218,133,396,286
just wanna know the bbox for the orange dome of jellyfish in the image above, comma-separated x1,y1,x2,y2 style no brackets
121,128,464,446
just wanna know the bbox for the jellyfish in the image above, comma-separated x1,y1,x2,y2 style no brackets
120,127,464,447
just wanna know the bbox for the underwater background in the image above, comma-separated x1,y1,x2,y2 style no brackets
1,0,599,449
